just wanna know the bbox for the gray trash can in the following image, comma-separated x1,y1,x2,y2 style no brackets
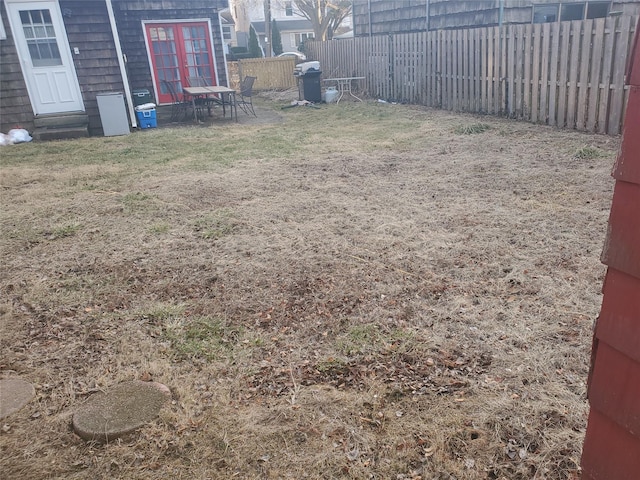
96,92,130,136
302,71,322,103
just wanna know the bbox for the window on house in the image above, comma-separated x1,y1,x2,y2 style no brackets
561,3,585,21
285,2,293,16
20,9,62,67
587,1,610,18
533,2,611,23
293,32,313,46
222,25,232,41
533,5,558,23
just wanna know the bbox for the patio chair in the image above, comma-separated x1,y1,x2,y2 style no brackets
185,76,216,117
161,80,189,121
236,76,257,117
187,76,208,87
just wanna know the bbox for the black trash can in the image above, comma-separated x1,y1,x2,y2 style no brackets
302,71,322,103
132,88,152,107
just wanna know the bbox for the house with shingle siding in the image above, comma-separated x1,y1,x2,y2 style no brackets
0,0,228,138
352,0,640,35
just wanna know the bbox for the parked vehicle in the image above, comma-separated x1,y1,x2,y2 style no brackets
277,51,307,62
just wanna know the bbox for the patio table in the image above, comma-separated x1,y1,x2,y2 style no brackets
322,77,366,103
183,86,237,122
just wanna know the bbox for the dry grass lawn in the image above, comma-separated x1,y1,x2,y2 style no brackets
0,101,618,479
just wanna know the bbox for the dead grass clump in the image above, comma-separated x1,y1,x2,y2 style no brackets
455,122,492,134
574,145,603,159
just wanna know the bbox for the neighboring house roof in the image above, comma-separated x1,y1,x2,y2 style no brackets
333,30,354,39
251,19,313,35
220,8,235,25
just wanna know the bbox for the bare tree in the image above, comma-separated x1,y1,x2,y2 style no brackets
293,0,352,41
231,0,351,43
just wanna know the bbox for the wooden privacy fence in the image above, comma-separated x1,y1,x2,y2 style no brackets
306,16,638,135
235,57,297,91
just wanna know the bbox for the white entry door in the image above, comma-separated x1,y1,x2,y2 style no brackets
6,0,84,115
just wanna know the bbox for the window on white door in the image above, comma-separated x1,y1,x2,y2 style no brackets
20,9,62,67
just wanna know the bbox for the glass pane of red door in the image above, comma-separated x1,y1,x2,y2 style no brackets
182,25,215,87
146,22,217,104
147,25,180,104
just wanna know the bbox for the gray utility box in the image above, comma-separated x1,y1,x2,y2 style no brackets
96,92,130,136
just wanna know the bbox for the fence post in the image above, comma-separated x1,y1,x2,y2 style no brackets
388,34,395,102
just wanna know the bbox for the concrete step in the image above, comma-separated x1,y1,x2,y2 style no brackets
33,113,89,129
32,125,89,141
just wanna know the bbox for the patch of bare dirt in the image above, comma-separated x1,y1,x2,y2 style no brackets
0,104,617,479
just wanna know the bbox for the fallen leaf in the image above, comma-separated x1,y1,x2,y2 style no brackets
346,449,359,461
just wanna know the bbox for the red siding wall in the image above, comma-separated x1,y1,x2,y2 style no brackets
581,21,640,480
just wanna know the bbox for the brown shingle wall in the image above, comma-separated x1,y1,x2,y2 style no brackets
0,2,34,133
353,0,640,35
111,0,228,100
60,1,125,135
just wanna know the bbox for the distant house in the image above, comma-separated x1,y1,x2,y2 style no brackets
0,0,228,137
221,8,238,51
251,19,315,53
352,0,640,36
229,0,314,54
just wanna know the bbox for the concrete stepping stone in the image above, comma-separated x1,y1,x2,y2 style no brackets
72,380,171,443
0,378,36,420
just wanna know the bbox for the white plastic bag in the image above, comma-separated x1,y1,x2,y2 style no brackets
8,128,32,144
0,133,13,146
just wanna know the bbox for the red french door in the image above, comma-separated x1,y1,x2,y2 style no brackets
146,22,218,104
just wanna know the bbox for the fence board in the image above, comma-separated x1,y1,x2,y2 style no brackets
523,23,532,119
539,22,551,124
482,28,489,112
429,31,437,107
438,30,443,107
514,26,523,118
577,20,594,130
305,15,636,135
487,27,495,113
463,28,469,111
597,18,616,133
500,26,507,114
456,29,462,110
506,25,516,116
609,15,633,135
474,28,481,112
531,23,542,123
395,35,402,102
548,22,561,126
566,21,582,129
456,29,463,110
587,19,606,132
494,27,501,114
557,21,571,128
446,29,452,109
